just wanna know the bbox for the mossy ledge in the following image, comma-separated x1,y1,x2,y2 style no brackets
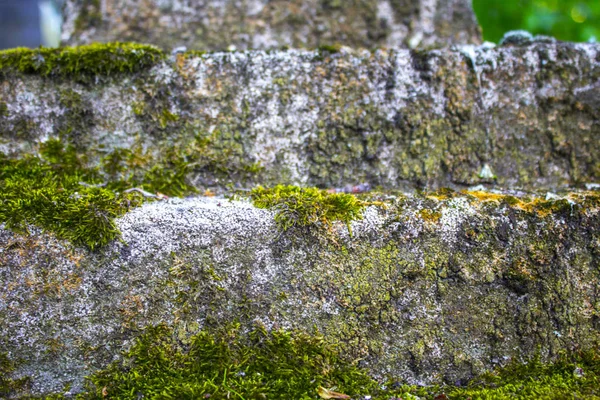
0,135,262,249
250,185,380,234
0,138,596,250
0,42,163,78
1,41,598,191
3,324,600,399
1,187,599,395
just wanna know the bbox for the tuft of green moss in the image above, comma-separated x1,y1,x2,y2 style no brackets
157,109,179,129
98,129,261,197
317,43,343,54
250,185,369,233
0,42,164,79
0,101,7,117
0,352,30,398
0,131,265,248
77,323,430,400
20,324,599,400
0,153,143,250
451,351,600,399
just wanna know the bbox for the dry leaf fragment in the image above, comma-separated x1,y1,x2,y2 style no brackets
317,386,351,399
102,386,108,397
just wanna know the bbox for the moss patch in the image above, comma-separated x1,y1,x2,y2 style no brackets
451,351,600,399
83,331,600,400
0,43,163,79
0,146,143,250
9,325,598,399
0,101,7,118
74,0,102,33
77,323,388,400
99,130,261,196
0,126,268,248
0,352,30,398
250,185,375,233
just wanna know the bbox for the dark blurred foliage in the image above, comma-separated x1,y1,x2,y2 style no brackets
473,0,599,43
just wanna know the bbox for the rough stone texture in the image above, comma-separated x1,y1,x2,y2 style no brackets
61,0,482,51
1,41,599,192
1,192,599,395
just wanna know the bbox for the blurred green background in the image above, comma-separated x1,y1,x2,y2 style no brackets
473,0,599,43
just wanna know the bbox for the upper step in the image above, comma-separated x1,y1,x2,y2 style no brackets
1,41,598,192
61,0,482,50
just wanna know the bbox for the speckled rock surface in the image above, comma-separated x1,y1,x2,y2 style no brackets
1,41,599,192
61,0,481,51
1,192,599,395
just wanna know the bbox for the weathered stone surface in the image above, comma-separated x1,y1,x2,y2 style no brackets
1,191,599,395
61,0,482,51
1,41,599,192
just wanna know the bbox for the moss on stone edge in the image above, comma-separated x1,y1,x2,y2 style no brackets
0,130,265,249
0,42,164,78
449,350,600,399
78,323,385,400
0,352,30,398
7,325,599,399
250,185,377,234
0,148,143,250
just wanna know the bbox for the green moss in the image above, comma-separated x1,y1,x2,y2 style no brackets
250,185,371,234
318,43,343,54
450,351,600,399
0,352,30,398
56,89,94,146
141,154,193,197
0,43,164,79
0,101,7,118
157,108,179,129
74,0,102,32
98,129,261,196
180,50,208,59
0,148,143,250
26,324,600,400
0,123,268,249
76,323,431,400
131,101,146,116
1,116,38,140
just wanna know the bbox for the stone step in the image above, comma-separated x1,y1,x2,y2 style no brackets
1,41,598,192
1,189,599,395
61,0,482,51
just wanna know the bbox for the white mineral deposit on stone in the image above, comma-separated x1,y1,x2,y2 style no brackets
479,163,496,180
439,197,478,246
545,192,561,201
170,46,187,55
